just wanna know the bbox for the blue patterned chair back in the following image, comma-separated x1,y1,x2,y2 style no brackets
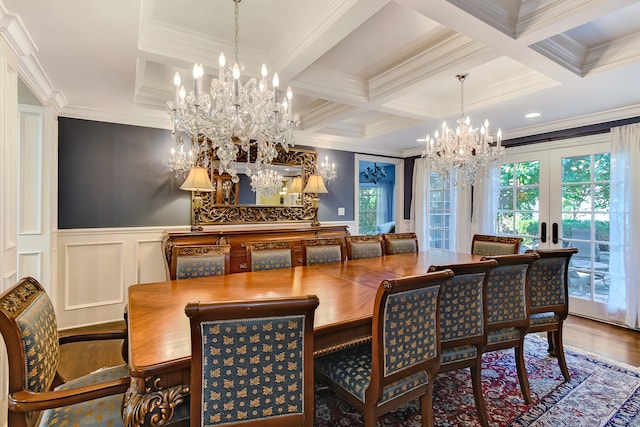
376,273,448,377
347,235,384,260
383,233,418,255
303,238,344,265
428,260,497,347
247,241,294,272
481,253,539,326
173,245,230,279
526,248,577,313
471,234,522,256
0,278,60,395
186,296,319,427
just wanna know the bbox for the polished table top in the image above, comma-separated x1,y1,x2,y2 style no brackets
127,250,481,378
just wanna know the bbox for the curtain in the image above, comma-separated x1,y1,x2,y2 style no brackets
410,158,428,250
469,166,500,248
608,123,640,328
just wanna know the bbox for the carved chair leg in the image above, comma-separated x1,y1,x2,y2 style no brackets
471,364,489,427
554,329,570,381
546,331,556,356
420,381,435,427
515,344,532,404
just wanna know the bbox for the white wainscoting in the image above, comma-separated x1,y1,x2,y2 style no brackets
55,226,174,329
55,221,357,329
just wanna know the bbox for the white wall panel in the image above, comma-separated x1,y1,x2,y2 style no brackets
137,239,167,284
18,109,43,234
56,226,177,329
17,250,41,279
64,241,125,309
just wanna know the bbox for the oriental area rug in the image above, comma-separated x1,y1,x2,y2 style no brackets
314,336,640,426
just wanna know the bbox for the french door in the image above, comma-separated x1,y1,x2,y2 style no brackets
499,135,611,321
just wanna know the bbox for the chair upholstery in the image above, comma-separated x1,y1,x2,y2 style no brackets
246,241,294,271
346,235,384,260
427,260,497,427
525,248,578,381
480,252,540,404
315,270,453,427
471,234,522,256
169,244,231,279
185,295,319,427
383,232,419,255
0,277,129,427
303,238,345,265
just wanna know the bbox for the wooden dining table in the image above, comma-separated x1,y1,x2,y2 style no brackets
122,250,481,427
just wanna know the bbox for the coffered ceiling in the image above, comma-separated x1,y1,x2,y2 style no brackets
2,0,640,156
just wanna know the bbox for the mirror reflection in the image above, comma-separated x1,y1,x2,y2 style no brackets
210,163,303,207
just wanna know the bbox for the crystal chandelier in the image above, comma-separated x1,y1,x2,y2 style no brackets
166,0,299,182
422,73,504,187
318,155,337,184
364,163,386,184
250,168,282,197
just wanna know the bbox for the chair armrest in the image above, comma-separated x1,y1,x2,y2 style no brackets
8,377,129,413
58,328,127,345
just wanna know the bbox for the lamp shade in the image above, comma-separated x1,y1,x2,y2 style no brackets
287,176,303,193
179,167,215,192
303,174,328,194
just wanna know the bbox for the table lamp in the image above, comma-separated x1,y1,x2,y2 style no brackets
287,176,303,205
180,167,215,231
303,174,328,227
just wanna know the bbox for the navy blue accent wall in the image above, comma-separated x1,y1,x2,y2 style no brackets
314,148,355,222
58,117,190,228
57,118,359,228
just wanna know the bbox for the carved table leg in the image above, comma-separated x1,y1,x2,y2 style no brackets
123,377,190,427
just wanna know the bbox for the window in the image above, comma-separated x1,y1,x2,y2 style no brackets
427,173,452,249
497,161,540,250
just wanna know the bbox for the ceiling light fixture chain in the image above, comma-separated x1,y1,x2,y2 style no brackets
166,0,299,182
422,72,504,188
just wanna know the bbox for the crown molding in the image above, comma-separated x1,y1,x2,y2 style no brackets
0,3,65,111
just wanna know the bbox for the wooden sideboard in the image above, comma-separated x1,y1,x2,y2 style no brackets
161,225,350,276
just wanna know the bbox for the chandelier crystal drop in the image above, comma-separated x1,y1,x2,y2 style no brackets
166,0,299,183
422,73,504,187
318,155,337,183
250,168,283,197
167,135,193,178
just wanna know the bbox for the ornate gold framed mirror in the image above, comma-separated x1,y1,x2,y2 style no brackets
196,147,317,224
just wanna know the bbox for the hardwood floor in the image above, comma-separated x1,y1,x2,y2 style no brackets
58,315,640,382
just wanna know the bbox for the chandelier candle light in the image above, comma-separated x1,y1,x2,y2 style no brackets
318,155,337,184
423,73,504,187
167,0,299,182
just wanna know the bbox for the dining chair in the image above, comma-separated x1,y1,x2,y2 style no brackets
480,252,540,403
302,237,345,265
383,232,419,255
471,234,523,256
524,248,578,381
427,259,497,427
169,244,231,279
185,295,319,427
346,234,384,260
246,241,294,271
314,270,453,427
0,277,129,427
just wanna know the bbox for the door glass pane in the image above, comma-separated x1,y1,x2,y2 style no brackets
562,183,591,211
497,160,540,249
564,153,610,303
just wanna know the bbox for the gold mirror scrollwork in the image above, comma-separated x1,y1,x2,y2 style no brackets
197,148,317,224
